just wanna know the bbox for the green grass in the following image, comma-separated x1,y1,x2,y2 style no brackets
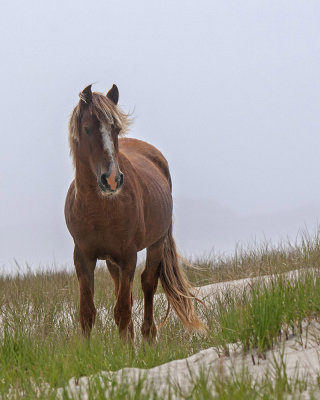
1,231,320,398
208,270,320,354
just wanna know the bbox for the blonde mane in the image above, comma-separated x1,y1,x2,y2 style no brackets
68,91,131,165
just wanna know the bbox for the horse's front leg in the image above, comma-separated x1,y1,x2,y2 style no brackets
113,254,136,342
74,246,97,338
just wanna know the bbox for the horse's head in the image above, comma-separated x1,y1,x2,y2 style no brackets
69,84,130,196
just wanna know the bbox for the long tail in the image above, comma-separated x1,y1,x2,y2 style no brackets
159,223,207,333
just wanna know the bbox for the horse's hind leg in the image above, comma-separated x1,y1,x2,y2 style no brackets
113,254,136,342
141,239,164,343
74,246,96,338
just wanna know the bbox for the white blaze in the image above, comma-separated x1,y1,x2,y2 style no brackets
100,124,115,159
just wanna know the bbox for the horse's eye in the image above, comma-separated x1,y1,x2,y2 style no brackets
84,127,91,135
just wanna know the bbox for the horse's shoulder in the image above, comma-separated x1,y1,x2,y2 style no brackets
65,180,75,202
64,180,76,225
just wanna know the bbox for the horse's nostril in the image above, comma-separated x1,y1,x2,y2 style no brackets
118,172,124,188
101,174,109,187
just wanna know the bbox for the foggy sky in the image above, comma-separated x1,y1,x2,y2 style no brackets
1,1,320,272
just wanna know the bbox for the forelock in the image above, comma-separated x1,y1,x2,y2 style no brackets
68,91,132,167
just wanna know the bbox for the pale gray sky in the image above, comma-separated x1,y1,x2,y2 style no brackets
1,1,320,272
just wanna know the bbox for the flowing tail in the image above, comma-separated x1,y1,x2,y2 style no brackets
159,223,207,333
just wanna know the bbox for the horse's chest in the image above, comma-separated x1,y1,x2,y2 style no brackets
75,222,130,255
69,202,140,255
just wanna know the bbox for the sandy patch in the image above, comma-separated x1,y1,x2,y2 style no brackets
56,269,320,399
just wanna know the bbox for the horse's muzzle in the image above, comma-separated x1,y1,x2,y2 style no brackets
99,171,124,194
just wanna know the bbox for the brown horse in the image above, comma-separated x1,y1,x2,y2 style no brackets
65,84,205,342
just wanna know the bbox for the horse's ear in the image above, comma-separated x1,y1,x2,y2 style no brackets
106,84,119,105
79,84,92,104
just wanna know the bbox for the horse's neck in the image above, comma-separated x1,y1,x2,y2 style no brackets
74,159,97,198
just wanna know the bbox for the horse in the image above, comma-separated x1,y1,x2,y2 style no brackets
65,84,205,342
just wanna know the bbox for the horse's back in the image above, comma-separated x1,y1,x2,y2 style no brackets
119,138,171,189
